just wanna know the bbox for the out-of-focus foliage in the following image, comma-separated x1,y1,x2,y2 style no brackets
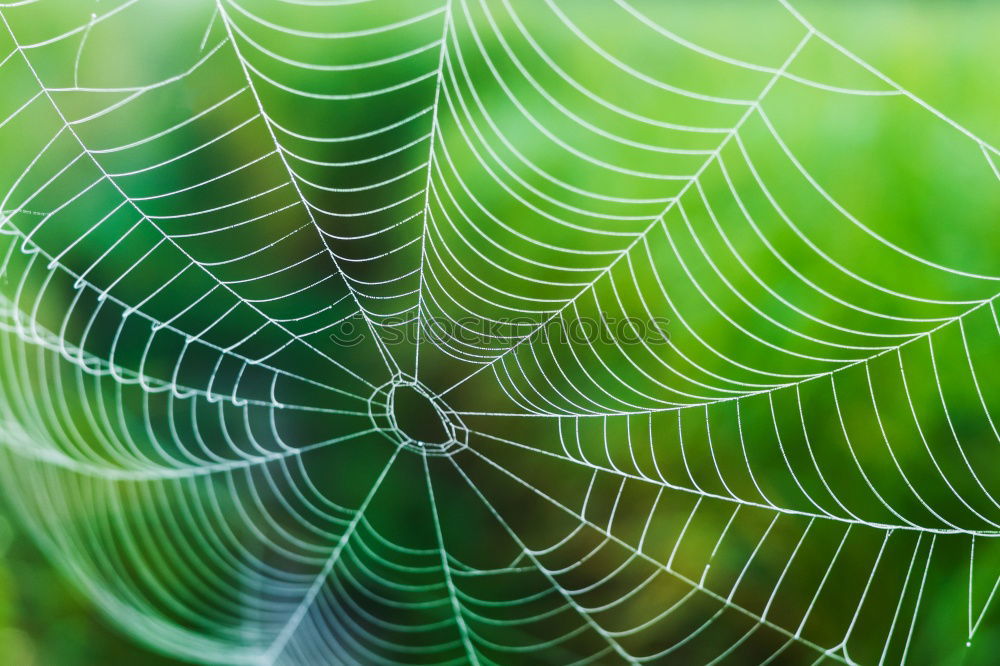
0,0,998,664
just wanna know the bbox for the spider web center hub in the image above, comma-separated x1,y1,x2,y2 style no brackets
367,374,468,456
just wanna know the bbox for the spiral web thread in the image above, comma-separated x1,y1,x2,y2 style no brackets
0,0,999,664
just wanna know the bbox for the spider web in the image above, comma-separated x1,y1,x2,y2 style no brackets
0,0,999,664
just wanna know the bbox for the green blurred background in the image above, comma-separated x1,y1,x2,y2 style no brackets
0,1,998,664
